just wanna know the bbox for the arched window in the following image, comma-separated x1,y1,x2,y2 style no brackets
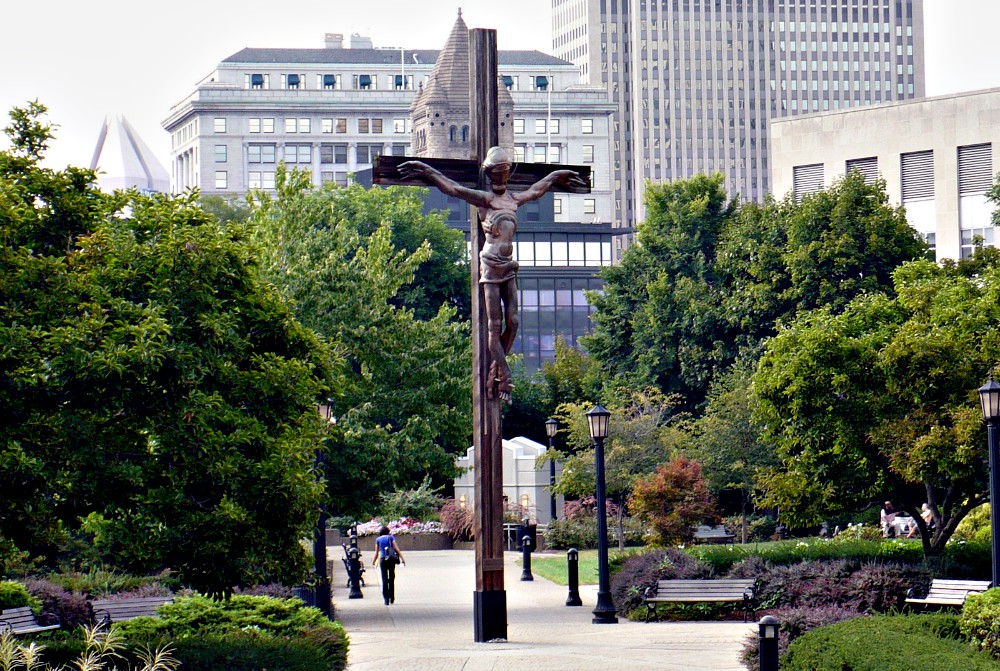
462,125,469,143
449,125,457,142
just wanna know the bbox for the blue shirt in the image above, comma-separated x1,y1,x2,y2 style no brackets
376,534,396,559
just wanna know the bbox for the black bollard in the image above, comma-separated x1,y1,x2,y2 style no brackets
520,535,534,581
347,545,364,599
758,615,780,671
566,547,583,606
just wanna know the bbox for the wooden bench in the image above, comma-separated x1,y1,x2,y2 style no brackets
692,524,735,544
0,607,60,634
905,579,991,608
90,596,173,628
643,578,757,622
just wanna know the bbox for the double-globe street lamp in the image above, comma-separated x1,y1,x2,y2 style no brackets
587,404,618,624
546,418,559,522
978,373,1000,588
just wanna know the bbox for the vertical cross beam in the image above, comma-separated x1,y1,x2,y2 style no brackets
469,27,507,643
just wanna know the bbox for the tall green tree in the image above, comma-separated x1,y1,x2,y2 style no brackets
754,255,1000,554
583,174,736,409
0,104,335,592
554,388,687,548
316,181,470,321
585,171,926,413
719,171,926,349
248,169,471,518
689,358,777,542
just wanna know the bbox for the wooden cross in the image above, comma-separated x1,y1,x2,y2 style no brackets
373,28,590,643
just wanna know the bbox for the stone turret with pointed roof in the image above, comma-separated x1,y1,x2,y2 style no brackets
410,8,514,159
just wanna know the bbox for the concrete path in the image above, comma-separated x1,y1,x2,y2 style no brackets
332,549,754,671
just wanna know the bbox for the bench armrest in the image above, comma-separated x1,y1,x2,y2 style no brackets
906,586,927,600
643,585,657,599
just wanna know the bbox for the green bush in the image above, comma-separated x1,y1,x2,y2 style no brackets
954,504,991,542
116,594,348,670
171,631,344,671
42,569,178,597
781,614,994,671
0,626,177,671
0,580,40,611
960,587,1000,658
545,515,644,550
119,594,338,636
378,477,443,522
686,538,990,576
722,514,776,542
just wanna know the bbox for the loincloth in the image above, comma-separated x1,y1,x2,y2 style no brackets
480,252,519,284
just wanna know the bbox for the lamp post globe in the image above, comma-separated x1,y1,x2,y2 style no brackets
587,404,617,624
978,373,1000,588
546,418,559,522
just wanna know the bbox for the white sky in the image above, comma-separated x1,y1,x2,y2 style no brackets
0,1,995,172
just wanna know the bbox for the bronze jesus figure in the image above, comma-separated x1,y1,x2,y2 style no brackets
399,147,587,403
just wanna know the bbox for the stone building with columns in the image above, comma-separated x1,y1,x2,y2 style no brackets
162,11,614,225
162,10,622,372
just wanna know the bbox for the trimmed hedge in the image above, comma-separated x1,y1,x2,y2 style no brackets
960,588,1000,659
171,631,342,671
781,614,995,671
687,538,991,576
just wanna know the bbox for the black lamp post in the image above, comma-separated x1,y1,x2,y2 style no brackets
314,400,337,618
587,404,617,624
978,373,1000,587
546,417,559,522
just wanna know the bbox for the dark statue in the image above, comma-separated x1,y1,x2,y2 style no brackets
398,147,587,402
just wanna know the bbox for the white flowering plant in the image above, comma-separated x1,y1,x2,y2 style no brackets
353,517,444,536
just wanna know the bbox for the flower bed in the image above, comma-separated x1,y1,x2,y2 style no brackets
354,518,444,537
347,518,452,552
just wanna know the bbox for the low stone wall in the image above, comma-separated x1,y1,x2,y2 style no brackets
326,530,549,551
342,532,454,552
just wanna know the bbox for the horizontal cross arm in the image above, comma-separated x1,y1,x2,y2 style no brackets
374,155,592,194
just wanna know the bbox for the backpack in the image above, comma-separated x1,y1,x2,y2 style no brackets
383,541,399,564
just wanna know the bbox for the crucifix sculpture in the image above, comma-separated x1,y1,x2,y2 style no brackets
396,148,587,402
374,28,591,642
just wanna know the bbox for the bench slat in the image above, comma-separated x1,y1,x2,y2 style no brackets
91,596,173,624
644,579,757,623
905,578,991,608
0,607,60,634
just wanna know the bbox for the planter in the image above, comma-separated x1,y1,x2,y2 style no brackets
352,532,453,552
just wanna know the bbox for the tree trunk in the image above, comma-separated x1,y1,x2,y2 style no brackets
616,499,626,551
740,491,750,544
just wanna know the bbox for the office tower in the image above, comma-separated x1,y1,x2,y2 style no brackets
553,0,925,226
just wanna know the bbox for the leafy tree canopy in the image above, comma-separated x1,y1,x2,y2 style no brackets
584,171,926,412
754,254,1000,554
0,104,336,593
553,388,688,547
247,169,471,518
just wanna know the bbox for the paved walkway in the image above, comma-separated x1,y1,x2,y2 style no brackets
332,549,754,671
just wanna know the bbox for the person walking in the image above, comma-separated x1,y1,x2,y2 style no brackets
372,525,405,605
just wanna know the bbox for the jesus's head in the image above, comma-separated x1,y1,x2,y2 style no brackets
483,146,512,190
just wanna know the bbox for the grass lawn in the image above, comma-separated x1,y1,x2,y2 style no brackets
527,549,640,585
